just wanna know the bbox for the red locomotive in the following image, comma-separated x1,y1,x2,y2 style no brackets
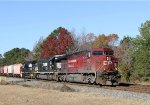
58,48,121,85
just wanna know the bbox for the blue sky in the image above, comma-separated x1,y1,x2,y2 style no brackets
0,0,150,55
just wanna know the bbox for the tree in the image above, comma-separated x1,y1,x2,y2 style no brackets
131,20,150,81
92,34,118,48
0,54,2,59
115,36,133,82
67,28,80,53
33,36,44,60
41,27,74,58
0,54,3,66
108,34,119,48
133,21,150,70
3,48,31,65
41,36,57,58
77,33,97,51
25,52,34,61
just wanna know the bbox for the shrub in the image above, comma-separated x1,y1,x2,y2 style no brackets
141,77,150,82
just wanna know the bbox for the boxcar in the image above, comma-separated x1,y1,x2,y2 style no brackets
13,63,23,77
3,66,8,76
0,67,4,76
8,65,14,77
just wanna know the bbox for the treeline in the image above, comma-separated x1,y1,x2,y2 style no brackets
33,27,119,59
0,48,32,66
0,20,150,82
116,20,150,82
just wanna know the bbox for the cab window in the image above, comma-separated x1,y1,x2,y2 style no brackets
42,62,48,71
92,51,103,56
104,51,113,55
24,63,31,68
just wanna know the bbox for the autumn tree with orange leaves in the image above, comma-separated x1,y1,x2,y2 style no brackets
41,27,73,58
92,34,118,48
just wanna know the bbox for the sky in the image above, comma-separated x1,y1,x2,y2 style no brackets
0,0,150,55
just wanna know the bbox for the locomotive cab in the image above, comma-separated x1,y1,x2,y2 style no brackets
35,54,67,80
91,48,118,72
22,60,37,79
91,48,121,85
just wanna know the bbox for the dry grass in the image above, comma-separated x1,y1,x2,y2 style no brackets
59,84,76,92
0,85,149,105
0,79,10,85
0,78,17,85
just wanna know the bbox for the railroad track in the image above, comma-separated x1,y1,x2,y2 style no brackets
101,84,150,94
5,77,150,94
37,79,150,94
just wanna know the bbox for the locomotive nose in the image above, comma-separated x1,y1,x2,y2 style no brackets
102,56,115,72
103,56,112,65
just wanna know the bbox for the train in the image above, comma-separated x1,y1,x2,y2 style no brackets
0,48,121,85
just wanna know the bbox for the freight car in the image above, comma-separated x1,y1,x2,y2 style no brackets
8,65,14,77
13,63,23,77
0,67,4,76
3,66,8,76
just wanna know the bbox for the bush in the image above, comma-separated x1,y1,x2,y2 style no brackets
130,69,150,82
141,77,150,82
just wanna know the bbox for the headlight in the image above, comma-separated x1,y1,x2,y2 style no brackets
108,61,112,64
103,61,108,65
107,56,111,61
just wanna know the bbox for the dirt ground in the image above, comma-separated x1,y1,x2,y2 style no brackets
0,85,149,105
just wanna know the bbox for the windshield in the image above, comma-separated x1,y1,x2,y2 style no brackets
104,51,114,55
92,51,103,56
